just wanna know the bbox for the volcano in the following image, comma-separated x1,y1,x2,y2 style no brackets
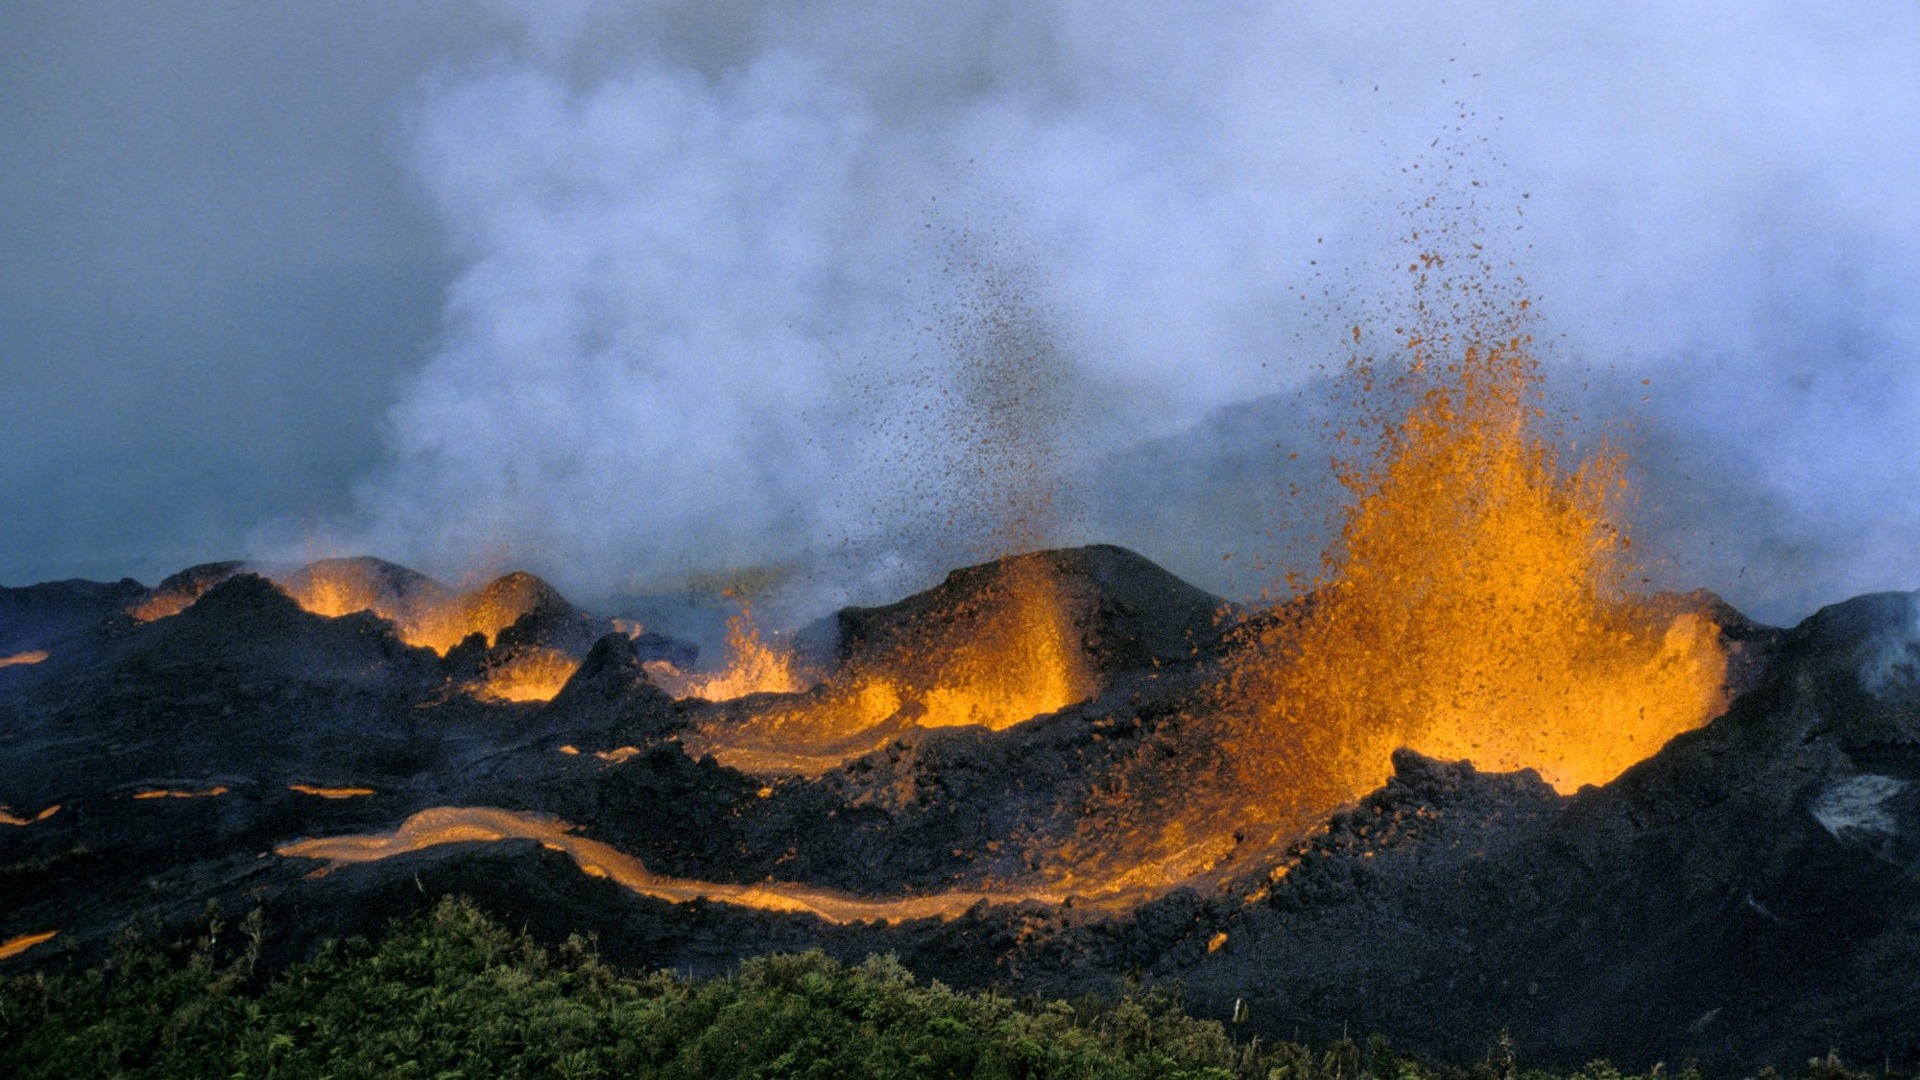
2,540,1917,1072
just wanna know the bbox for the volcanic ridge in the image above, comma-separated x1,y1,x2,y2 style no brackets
3,543,1919,1072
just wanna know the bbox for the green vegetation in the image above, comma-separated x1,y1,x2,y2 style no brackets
0,898,1900,1079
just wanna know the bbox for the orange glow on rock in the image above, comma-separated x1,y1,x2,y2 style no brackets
0,650,48,668
280,563,552,656
469,648,580,703
132,786,229,800
684,554,1095,775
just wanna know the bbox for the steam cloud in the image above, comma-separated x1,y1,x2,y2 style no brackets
309,1,1920,626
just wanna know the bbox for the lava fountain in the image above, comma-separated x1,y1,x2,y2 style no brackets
1052,261,1728,894
1221,299,1725,806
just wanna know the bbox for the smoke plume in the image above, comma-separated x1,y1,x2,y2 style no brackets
311,1,1920,626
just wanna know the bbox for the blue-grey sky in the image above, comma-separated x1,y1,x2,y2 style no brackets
4,1,1918,626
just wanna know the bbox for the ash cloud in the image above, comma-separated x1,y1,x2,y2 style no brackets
286,1,1920,626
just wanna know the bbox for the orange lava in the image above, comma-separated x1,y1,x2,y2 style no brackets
648,602,806,702
281,562,552,656
127,593,197,622
0,804,60,826
1049,266,1727,894
129,559,564,660
469,648,580,702
0,650,48,668
684,554,1095,775
1219,303,1725,807
290,784,376,799
0,930,57,962
132,786,229,800
276,807,1062,924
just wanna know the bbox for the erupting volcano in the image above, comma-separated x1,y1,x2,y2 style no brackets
2,249,1915,1075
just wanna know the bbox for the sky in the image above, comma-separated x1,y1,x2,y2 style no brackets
3,0,1918,627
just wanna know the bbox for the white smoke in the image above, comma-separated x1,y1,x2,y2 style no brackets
320,0,1920,625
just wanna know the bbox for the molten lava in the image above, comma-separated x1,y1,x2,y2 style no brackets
1219,316,1725,807
470,648,580,703
682,555,1095,775
279,562,550,657
0,804,60,826
0,650,48,668
1049,279,1727,894
289,784,376,799
0,930,57,963
130,560,563,662
276,807,1061,924
132,786,229,800
647,602,806,701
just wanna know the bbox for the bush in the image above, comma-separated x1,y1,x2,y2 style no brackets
0,899,1906,1080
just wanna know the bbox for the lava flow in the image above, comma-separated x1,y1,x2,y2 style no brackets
0,804,59,826
289,784,376,799
0,931,58,963
0,650,48,668
276,807,1060,924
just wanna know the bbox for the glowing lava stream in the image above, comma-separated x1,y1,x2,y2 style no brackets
133,786,229,800
0,931,57,962
0,804,59,826
290,784,376,799
0,650,49,667
276,807,1064,924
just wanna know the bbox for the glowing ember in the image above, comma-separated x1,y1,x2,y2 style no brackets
0,650,48,668
276,807,1064,924
0,930,57,962
132,786,229,800
470,648,579,702
290,784,376,799
0,804,60,826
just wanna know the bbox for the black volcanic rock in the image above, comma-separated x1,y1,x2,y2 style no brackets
0,576,147,656
121,573,439,683
276,556,454,613
479,571,601,655
792,544,1230,676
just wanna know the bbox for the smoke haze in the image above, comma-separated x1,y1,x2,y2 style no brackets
6,2,1918,627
